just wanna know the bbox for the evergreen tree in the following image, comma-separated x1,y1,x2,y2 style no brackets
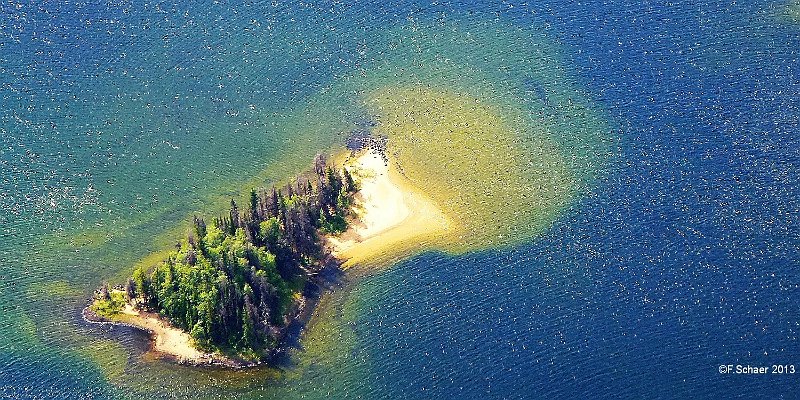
343,168,356,193
249,189,259,221
229,199,240,235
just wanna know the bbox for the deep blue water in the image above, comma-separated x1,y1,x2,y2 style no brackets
348,1,800,399
2,0,798,399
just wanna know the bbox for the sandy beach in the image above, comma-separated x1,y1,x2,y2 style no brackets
101,304,232,365
85,299,234,366
327,150,450,267
117,304,211,363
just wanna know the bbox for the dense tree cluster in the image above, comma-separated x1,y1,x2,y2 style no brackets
124,155,357,357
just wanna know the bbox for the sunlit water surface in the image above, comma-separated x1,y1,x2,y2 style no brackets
1,1,798,399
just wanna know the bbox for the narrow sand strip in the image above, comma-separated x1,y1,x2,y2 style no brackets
328,150,450,267
111,303,225,364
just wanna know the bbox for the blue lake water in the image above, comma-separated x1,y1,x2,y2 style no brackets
1,0,798,399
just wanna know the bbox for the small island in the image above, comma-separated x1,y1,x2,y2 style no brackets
86,153,359,366
85,147,450,367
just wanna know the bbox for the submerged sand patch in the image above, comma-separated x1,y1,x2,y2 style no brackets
367,86,577,251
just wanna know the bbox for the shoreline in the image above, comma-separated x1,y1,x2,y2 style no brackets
82,301,246,368
82,280,323,369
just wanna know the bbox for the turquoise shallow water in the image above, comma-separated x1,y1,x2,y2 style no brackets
2,1,799,399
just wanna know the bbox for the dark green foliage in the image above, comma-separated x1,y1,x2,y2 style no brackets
92,290,125,317
343,168,357,193
122,155,355,358
319,208,348,234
